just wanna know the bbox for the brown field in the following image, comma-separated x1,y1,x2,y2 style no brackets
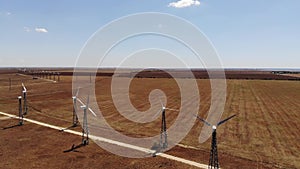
0,69,299,169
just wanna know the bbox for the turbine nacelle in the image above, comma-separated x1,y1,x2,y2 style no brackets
72,96,77,100
195,114,236,131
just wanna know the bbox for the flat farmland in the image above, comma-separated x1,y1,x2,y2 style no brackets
0,70,299,169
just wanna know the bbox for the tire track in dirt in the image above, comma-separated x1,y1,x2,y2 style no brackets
247,81,287,165
254,82,299,166
235,83,244,143
218,80,237,142
256,83,297,140
239,81,252,145
243,83,265,165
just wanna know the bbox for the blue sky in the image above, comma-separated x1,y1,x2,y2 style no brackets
0,0,299,68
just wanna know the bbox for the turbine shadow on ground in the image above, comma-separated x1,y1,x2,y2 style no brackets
59,124,77,132
2,123,22,130
63,143,86,153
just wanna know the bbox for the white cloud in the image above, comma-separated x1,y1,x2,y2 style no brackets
24,27,31,32
168,0,200,8
6,12,11,16
35,27,48,33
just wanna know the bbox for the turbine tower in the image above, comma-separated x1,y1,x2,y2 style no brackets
196,114,236,169
72,89,80,127
22,83,28,115
18,96,23,126
154,101,178,150
160,106,167,149
72,96,79,127
80,95,90,145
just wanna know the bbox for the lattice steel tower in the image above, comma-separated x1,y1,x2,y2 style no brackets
81,104,89,145
80,94,90,145
209,126,219,169
18,96,23,125
160,108,168,149
196,114,236,169
72,96,79,127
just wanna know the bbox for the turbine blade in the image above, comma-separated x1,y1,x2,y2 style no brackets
165,108,179,112
217,114,236,126
88,107,97,117
195,114,211,126
154,109,162,117
159,98,164,108
86,94,90,109
76,88,80,97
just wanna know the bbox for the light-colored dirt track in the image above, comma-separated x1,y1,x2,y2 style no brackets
0,111,209,169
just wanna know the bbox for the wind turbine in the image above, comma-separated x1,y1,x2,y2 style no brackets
80,95,90,145
154,100,179,150
196,114,236,169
